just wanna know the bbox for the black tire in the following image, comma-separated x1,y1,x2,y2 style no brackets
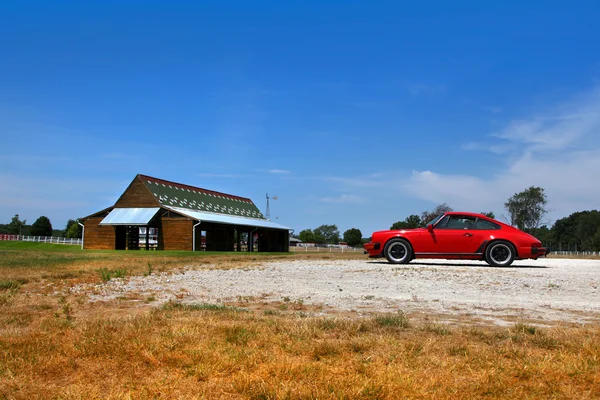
384,238,412,264
485,240,515,267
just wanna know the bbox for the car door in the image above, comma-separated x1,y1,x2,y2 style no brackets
419,214,478,254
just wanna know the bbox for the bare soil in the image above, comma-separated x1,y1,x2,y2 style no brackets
74,257,600,326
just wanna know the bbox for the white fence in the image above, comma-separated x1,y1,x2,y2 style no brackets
0,234,82,246
290,246,362,253
551,251,599,257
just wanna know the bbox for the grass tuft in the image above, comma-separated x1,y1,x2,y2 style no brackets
98,268,127,281
162,300,246,313
373,311,410,329
0,279,27,290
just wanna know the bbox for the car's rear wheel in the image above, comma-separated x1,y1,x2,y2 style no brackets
485,241,515,267
384,238,412,264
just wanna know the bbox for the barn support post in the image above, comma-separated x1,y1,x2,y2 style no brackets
77,220,85,250
249,227,258,252
192,221,202,251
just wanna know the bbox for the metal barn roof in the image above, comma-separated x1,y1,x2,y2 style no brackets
139,175,265,219
164,206,291,230
99,208,160,226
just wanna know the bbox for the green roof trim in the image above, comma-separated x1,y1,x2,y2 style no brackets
139,175,265,219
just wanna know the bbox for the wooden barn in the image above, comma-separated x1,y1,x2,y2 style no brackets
82,174,291,252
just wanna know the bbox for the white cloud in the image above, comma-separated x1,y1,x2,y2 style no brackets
491,89,600,152
267,169,291,174
406,86,600,224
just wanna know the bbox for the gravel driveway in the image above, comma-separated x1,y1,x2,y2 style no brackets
81,258,600,326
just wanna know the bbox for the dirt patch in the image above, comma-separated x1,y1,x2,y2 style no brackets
73,258,600,326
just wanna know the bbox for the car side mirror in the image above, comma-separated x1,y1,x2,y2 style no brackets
427,224,433,232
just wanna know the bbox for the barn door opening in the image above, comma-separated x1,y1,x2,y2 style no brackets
115,225,140,250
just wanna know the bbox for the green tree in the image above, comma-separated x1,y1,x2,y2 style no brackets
66,219,83,238
532,225,553,247
552,213,579,251
481,211,495,219
313,224,340,245
504,186,548,232
552,210,600,251
342,228,362,247
390,214,422,230
31,216,53,236
421,203,453,225
298,229,316,243
7,214,26,235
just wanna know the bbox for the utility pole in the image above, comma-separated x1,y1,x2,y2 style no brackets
265,193,271,220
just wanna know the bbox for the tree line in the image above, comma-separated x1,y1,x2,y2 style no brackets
0,214,82,238
4,186,600,250
296,225,363,247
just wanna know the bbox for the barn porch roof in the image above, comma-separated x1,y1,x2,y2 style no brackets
164,206,291,230
99,208,161,226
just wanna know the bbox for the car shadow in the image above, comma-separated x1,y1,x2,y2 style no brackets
368,261,549,269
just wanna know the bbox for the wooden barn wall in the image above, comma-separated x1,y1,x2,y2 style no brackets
114,177,158,208
84,217,115,250
160,218,193,251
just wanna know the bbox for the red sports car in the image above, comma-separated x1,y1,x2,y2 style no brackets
364,212,548,267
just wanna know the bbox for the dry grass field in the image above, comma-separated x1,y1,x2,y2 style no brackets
1,242,599,399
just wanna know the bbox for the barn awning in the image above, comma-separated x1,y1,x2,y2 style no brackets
164,206,291,230
99,208,160,226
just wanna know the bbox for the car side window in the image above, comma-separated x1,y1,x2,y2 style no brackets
474,219,501,230
434,216,449,229
436,215,476,230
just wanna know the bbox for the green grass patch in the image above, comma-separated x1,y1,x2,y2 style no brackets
162,301,246,313
0,278,28,290
374,311,411,329
98,268,127,282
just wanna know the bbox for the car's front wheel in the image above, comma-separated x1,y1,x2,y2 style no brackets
384,238,412,264
485,241,515,267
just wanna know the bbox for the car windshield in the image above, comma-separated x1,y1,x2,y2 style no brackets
424,214,444,227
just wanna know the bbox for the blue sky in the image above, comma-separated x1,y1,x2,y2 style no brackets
1,1,600,236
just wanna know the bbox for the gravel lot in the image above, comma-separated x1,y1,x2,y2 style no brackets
80,258,600,326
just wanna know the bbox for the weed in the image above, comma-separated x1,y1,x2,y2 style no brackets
547,282,560,289
224,326,254,345
0,279,27,290
448,344,469,356
162,300,245,313
113,269,127,279
316,318,338,330
291,298,305,310
422,322,452,336
145,296,156,303
312,340,340,360
145,262,154,276
99,268,127,281
99,268,112,282
55,296,72,321
373,311,410,329
514,322,538,335
0,291,15,306
263,309,281,316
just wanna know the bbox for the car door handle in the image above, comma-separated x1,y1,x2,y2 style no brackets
464,233,472,237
